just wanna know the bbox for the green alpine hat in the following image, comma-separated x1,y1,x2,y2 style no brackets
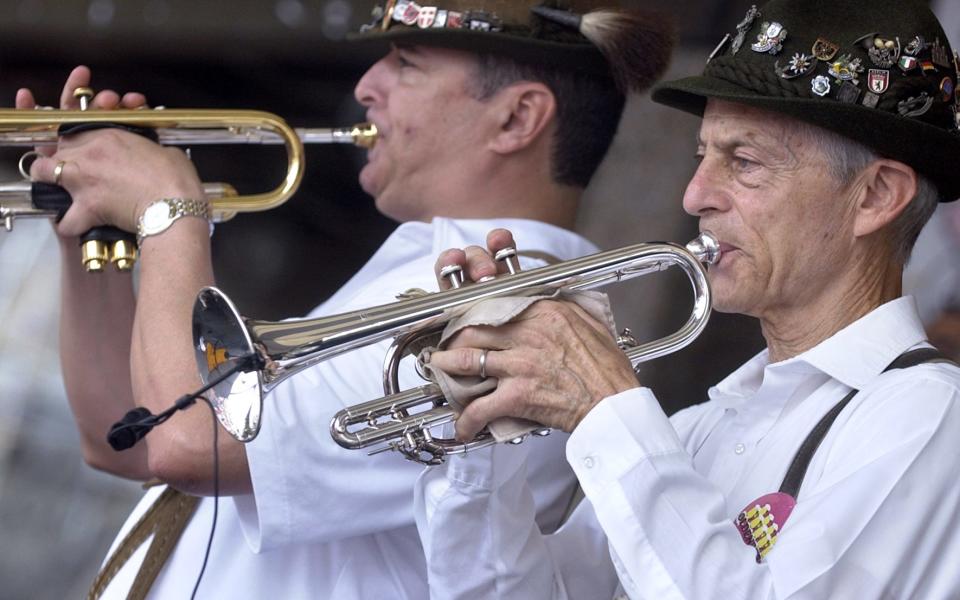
350,1,675,92
652,0,960,202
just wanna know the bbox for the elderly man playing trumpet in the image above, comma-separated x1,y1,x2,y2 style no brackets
416,0,960,597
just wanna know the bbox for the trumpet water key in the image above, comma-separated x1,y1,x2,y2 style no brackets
192,232,720,464
0,87,377,271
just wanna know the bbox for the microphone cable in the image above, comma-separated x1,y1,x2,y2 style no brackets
191,395,219,600
105,353,264,599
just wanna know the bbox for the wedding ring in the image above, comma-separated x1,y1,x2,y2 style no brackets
479,349,489,379
53,160,67,186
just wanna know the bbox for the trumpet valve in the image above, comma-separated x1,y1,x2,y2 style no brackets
73,87,95,111
82,248,108,272
494,247,520,274
3,215,13,232
81,239,109,272
110,239,139,271
439,264,465,289
532,428,551,437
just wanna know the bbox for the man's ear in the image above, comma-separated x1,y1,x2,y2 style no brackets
852,159,918,238
487,82,556,155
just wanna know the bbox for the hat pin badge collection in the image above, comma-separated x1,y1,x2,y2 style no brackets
710,5,960,140
709,5,960,563
364,1,503,32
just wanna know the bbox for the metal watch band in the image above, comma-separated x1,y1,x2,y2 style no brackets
136,197,211,245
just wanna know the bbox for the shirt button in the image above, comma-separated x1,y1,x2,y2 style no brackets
583,456,596,469
734,443,746,455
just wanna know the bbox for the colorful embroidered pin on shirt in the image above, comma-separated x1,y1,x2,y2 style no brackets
736,492,797,562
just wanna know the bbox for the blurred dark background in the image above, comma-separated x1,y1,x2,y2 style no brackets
11,0,947,597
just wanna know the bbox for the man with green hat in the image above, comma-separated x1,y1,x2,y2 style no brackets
20,2,674,598
415,0,960,597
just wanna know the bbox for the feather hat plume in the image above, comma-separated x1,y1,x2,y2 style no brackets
531,6,676,93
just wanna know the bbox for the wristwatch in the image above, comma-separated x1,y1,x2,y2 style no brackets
136,198,210,245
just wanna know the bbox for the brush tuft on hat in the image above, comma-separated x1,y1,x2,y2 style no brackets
531,6,675,93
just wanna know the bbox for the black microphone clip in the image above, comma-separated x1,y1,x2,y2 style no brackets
107,407,156,451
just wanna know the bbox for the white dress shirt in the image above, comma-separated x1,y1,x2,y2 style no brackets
416,296,960,599
99,217,597,599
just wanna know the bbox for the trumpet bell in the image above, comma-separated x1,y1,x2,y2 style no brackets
193,287,263,442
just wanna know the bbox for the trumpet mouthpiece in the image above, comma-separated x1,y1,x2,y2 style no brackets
688,231,721,265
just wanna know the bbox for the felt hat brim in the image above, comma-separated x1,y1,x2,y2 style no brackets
653,76,960,202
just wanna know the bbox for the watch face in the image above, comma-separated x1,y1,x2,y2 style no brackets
141,201,174,235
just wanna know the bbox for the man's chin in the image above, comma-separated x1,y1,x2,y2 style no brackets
358,165,385,199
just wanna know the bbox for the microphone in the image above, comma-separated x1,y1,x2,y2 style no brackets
104,353,263,452
107,407,158,451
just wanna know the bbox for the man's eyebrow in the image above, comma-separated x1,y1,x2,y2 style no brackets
394,43,423,54
699,132,780,153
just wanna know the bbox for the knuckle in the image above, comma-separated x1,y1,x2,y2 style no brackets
456,348,477,373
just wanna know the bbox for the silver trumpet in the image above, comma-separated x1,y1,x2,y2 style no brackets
192,231,720,464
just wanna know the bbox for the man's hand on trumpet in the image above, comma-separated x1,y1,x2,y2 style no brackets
15,65,148,129
429,228,640,440
15,65,204,237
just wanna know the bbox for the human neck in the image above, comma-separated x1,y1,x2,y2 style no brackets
419,160,582,230
760,251,903,364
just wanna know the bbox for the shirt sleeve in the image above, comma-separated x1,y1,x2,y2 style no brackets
234,339,426,551
237,334,576,552
414,442,619,600
568,376,960,599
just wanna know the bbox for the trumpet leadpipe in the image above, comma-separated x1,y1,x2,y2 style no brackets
0,110,378,148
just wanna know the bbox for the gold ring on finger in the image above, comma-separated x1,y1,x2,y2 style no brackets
53,160,67,186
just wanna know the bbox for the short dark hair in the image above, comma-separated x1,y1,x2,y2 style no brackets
469,54,625,189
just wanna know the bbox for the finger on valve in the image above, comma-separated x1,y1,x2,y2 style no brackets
59,66,93,108
486,228,521,277
435,248,468,290
464,245,499,283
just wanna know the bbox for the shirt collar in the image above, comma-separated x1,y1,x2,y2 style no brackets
709,348,769,408
708,296,927,405
794,296,928,390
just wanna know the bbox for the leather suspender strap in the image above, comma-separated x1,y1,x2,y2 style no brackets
778,347,955,499
88,487,199,600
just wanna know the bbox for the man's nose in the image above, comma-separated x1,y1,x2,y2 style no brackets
354,58,387,108
682,159,731,217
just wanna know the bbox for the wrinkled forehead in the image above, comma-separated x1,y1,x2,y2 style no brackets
699,99,811,148
701,99,802,135
387,41,483,67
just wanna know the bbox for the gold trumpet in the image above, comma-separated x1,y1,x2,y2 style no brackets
192,232,720,464
0,87,377,271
